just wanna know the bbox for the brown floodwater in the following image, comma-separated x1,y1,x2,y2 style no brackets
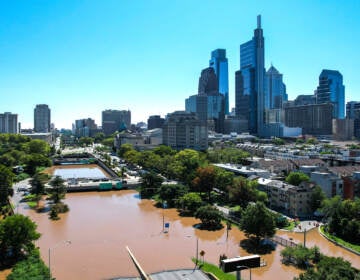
16,190,360,280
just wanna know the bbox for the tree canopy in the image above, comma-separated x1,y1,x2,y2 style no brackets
195,205,223,230
0,214,41,261
285,172,310,186
240,202,276,244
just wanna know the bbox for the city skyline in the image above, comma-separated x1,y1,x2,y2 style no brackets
1,1,359,129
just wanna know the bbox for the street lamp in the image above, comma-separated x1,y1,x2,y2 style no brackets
236,265,252,280
48,240,71,280
186,235,199,267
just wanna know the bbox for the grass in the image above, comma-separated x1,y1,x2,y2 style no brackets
192,258,236,280
27,201,37,208
283,221,296,231
320,226,360,254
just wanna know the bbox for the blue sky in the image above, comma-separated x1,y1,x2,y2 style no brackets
0,0,359,129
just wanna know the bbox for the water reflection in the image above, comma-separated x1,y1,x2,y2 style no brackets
18,190,358,280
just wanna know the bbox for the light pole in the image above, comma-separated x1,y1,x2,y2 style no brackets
48,240,71,280
236,265,252,280
186,235,199,267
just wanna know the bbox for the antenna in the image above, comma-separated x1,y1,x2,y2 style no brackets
257,15,261,28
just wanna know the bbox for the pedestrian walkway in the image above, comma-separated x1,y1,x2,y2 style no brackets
293,220,321,233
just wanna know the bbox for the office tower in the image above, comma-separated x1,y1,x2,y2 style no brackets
34,104,51,132
235,15,265,135
264,65,287,109
198,67,219,95
315,69,345,119
102,110,131,135
209,49,229,114
0,112,18,133
162,111,208,150
147,115,165,130
284,103,333,135
346,101,360,119
346,101,360,138
74,118,98,137
185,67,225,133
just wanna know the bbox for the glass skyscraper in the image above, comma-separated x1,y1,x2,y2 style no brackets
315,69,345,119
235,15,265,135
209,49,229,115
264,65,287,109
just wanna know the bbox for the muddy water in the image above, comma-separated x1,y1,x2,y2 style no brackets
277,229,360,269
18,190,358,280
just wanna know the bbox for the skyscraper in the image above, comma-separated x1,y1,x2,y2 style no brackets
264,65,287,109
315,69,345,119
185,67,225,133
235,15,265,135
0,112,18,134
209,49,229,114
34,104,51,132
102,109,131,135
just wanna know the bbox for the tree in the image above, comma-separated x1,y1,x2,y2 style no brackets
172,149,202,184
24,154,51,176
94,132,105,143
6,249,50,280
0,214,41,261
214,167,234,192
158,184,188,208
78,137,94,147
118,143,134,158
227,177,261,207
195,205,222,230
48,176,66,204
240,202,276,245
0,165,15,206
192,166,217,202
285,172,310,186
30,172,48,208
139,171,163,198
24,139,50,156
310,185,326,212
178,192,203,215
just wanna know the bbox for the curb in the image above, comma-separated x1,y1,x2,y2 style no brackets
318,226,360,256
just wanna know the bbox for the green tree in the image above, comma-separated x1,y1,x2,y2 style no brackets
48,176,66,204
195,205,222,230
227,177,260,207
152,145,176,157
78,137,94,147
118,143,134,158
139,171,163,198
94,132,105,143
30,172,48,208
101,137,114,148
310,185,326,212
24,139,50,156
172,149,202,184
240,202,276,245
0,165,15,206
24,154,51,176
214,167,234,192
285,171,310,186
0,214,41,261
273,138,285,145
178,192,203,215
158,184,188,208
6,249,50,280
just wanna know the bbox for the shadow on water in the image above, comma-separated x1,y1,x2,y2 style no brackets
133,193,141,199
240,238,276,255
